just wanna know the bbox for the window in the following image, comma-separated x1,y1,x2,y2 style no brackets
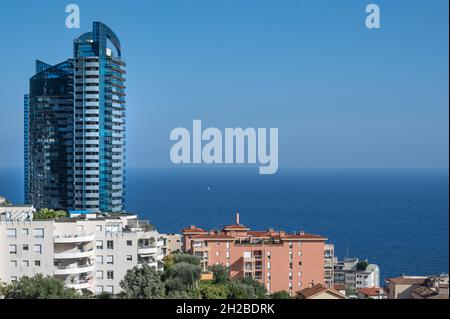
226,262,230,268
127,240,132,246
126,255,132,261
22,228,29,236
107,241,114,249
226,251,230,259
23,244,29,251
7,228,17,238
106,225,120,235
33,228,44,238
22,260,29,267
298,271,302,277
266,251,271,259
9,245,17,254
96,225,102,232
33,244,42,254
10,260,17,267
267,283,271,291
106,255,114,265
35,260,41,267
226,242,230,249
77,225,84,232
289,272,293,280
267,262,271,270
96,271,103,279
96,256,103,265
95,286,104,294
10,276,17,282
107,271,114,279
96,241,103,250
243,251,251,258
268,272,271,281
216,251,220,257
105,286,114,294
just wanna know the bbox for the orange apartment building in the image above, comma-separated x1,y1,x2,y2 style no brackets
182,213,327,295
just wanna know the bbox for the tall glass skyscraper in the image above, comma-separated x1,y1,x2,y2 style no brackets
25,22,126,213
26,60,75,210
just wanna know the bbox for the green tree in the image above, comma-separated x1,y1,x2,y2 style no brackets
356,260,369,271
238,277,267,298
120,265,165,299
226,277,268,299
4,274,80,299
227,280,257,299
198,281,228,299
270,291,292,299
164,262,201,294
172,254,201,266
34,208,67,220
0,280,10,297
209,264,229,284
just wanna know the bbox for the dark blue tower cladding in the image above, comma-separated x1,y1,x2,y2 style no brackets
24,94,30,204
73,22,126,212
27,60,74,210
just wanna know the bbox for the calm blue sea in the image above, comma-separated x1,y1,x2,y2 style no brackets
1,167,448,282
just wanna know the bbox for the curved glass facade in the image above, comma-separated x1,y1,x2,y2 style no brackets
25,22,126,213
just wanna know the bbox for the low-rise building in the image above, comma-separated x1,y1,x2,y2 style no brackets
357,287,386,299
297,283,346,299
182,212,329,296
334,257,380,290
0,206,164,295
386,275,449,299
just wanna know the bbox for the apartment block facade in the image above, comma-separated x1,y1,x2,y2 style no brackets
182,213,328,295
25,22,126,213
324,243,335,288
0,205,163,295
333,257,380,290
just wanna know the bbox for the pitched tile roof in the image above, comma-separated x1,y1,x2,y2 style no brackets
298,284,345,299
386,276,428,285
358,287,383,297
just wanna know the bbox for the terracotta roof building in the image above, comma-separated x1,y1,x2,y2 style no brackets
297,284,346,299
386,275,449,299
182,212,329,296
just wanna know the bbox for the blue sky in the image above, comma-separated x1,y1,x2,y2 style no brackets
0,0,448,169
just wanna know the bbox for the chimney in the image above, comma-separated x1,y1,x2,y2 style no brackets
236,211,240,225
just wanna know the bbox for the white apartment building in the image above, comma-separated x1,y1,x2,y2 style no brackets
324,243,335,288
334,258,380,290
0,205,164,295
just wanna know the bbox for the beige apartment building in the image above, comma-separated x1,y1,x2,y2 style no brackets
160,233,183,256
0,205,164,295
